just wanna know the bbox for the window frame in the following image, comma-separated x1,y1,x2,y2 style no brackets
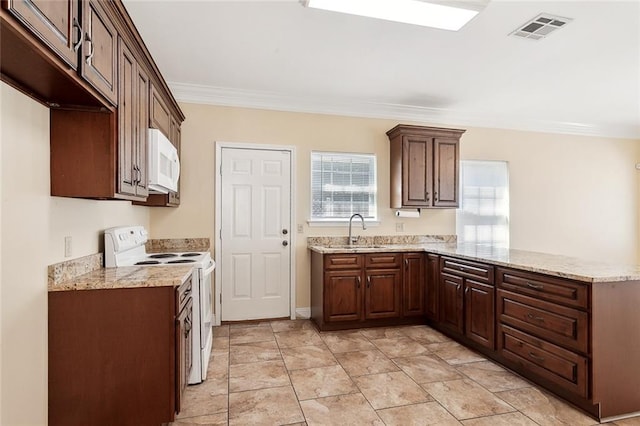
308,151,379,227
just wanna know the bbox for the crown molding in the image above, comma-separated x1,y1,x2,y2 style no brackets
169,82,639,140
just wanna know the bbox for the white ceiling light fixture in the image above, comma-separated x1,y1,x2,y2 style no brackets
302,0,487,31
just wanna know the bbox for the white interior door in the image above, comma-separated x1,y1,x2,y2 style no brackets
220,147,292,321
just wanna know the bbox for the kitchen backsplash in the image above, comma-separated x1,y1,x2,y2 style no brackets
48,253,103,286
146,238,211,252
307,234,457,246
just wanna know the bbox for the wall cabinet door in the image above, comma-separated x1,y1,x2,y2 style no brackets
440,273,464,334
135,63,149,197
465,280,495,349
6,0,80,69
402,136,433,206
150,84,172,138
81,0,117,105
402,253,425,317
425,254,439,320
117,39,136,196
364,269,401,320
117,38,148,199
433,138,459,207
324,270,362,323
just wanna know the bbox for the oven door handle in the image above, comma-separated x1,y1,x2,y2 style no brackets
202,261,216,276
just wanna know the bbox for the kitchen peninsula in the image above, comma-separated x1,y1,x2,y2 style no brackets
309,236,640,422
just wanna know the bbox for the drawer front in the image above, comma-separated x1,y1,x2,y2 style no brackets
365,253,402,269
441,257,494,284
498,325,588,398
498,290,588,353
324,254,363,270
497,268,588,309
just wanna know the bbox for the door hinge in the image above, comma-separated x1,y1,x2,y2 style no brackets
220,293,222,304
219,164,222,176
219,229,222,240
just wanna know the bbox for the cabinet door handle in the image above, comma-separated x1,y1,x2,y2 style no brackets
528,352,545,362
425,191,430,202
526,281,544,290
464,287,469,294
184,317,192,335
85,33,94,64
456,283,461,291
526,313,545,322
357,276,361,288
434,191,438,202
367,276,371,288
405,259,408,268
72,18,83,52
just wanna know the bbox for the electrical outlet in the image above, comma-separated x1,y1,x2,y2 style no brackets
395,222,404,232
64,236,72,257
297,224,304,234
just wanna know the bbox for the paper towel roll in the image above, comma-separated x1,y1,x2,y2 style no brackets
395,209,420,218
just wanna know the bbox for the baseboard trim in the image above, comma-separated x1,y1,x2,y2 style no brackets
295,307,311,319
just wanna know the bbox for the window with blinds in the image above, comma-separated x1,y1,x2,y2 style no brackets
311,152,377,221
456,160,510,247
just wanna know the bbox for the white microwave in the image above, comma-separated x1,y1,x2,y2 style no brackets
148,128,180,194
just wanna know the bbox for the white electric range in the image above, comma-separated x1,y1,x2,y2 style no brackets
104,226,214,385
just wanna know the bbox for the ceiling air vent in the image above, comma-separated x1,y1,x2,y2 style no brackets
510,13,572,40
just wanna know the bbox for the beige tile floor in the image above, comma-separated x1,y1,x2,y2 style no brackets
171,320,640,426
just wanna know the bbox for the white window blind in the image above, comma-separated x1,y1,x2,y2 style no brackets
311,152,377,220
456,161,509,247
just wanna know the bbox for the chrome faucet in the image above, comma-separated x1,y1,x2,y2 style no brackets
348,213,366,245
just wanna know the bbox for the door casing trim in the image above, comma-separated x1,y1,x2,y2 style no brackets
214,141,297,325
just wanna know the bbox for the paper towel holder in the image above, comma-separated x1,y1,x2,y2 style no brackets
395,209,421,218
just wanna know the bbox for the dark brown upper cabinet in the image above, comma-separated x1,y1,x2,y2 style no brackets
387,125,464,209
5,0,80,70
3,0,185,202
80,0,117,105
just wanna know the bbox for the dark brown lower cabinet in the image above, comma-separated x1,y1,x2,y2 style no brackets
425,253,439,320
439,272,464,334
324,270,362,323
365,269,402,319
403,253,425,317
465,279,495,349
48,278,192,426
312,252,417,330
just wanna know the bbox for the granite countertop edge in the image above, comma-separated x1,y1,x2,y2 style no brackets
48,265,194,292
308,243,640,284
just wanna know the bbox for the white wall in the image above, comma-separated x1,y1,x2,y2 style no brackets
0,83,150,425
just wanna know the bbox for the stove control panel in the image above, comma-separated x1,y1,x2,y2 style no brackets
104,226,149,267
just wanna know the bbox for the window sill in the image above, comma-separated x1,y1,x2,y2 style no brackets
307,219,381,227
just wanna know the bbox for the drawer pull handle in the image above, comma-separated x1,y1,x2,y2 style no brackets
528,352,545,362
459,267,466,272
526,281,544,290
526,313,545,322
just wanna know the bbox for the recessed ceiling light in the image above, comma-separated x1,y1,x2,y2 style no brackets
302,0,487,31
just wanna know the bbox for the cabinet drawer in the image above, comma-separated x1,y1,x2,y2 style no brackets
497,268,588,309
365,253,401,269
498,325,588,398
324,254,363,270
441,257,494,284
498,290,588,353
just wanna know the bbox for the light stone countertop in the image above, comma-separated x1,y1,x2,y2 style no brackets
48,265,193,292
308,242,640,283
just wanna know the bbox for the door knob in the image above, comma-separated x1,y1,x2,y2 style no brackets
282,229,288,235
282,241,288,246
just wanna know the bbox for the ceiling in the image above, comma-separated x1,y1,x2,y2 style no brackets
122,0,640,139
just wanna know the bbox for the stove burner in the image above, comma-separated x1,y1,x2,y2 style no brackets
181,253,202,257
167,259,196,264
148,253,178,259
135,260,161,265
